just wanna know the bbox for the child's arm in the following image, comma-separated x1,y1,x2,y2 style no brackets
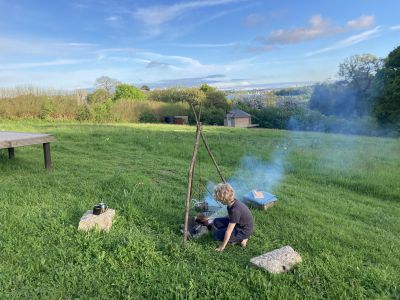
215,223,236,252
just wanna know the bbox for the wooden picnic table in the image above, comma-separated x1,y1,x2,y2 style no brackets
0,131,54,170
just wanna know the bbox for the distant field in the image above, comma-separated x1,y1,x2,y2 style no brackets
0,120,399,299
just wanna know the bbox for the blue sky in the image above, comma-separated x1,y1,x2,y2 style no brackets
0,0,399,89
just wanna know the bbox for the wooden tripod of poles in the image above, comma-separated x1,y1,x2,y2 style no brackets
182,104,226,245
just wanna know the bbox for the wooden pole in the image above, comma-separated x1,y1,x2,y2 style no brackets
8,147,15,159
200,132,226,184
190,103,226,183
43,143,52,170
183,122,201,245
182,104,226,246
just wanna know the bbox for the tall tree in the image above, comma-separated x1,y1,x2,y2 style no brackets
338,54,383,115
373,46,400,125
95,76,121,93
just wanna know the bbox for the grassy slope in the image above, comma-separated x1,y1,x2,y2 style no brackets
0,120,399,299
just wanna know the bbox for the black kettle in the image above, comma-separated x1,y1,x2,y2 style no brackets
93,202,108,215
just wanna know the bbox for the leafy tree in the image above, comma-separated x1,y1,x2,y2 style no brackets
200,83,216,93
264,91,278,107
176,88,205,106
149,87,205,106
309,82,358,117
338,54,383,115
149,88,176,102
87,89,110,104
233,92,266,109
204,90,229,111
252,107,292,129
140,85,150,91
275,88,303,96
373,46,400,125
200,107,226,125
95,76,121,93
113,84,147,101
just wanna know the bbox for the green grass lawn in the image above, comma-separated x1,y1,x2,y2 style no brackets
1,120,399,299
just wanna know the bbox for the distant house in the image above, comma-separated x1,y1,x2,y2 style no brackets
224,109,252,128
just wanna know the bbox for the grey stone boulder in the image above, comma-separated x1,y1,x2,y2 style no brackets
78,209,115,232
250,245,302,274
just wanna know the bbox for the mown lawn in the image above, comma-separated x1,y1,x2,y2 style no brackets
0,120,399,299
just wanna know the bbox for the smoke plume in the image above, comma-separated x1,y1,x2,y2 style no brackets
202,151,286,208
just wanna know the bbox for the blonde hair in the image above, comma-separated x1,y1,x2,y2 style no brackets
214,183,235,205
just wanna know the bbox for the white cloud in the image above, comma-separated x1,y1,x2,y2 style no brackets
306,26,381,56
105,16,119,22
0,36,98,55
96,47,142,54
59,42,98,47
0,37,45,54
0,59,89,70
346,15,375,30
390,25,400,31
133,0,242,36
140,52,208,69
260,14,375,45
264,15,341,44
170,42,237,48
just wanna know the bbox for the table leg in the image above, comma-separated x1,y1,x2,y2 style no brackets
8,147,15,159
43,143,52,170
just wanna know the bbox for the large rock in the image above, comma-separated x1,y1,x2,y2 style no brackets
250,246,302,274
78,209,115,232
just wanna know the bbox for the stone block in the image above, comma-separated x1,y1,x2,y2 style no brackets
78,209,115,232
250,246,302,274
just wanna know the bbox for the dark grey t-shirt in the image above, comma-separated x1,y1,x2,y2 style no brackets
227,200,254,237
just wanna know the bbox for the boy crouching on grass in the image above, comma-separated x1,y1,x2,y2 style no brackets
207,183,254,252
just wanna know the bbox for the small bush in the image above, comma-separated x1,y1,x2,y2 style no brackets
92,99,113,122
113,84,147,101
76,105,92,121
139,111,159,123
88,89,111,104
110,100,189,123
200,107,226,125
39,101,54,120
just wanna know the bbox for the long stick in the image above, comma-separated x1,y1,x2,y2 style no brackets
200,132,226,184
190,104,201,197
190,103,226,183
183,122,202,245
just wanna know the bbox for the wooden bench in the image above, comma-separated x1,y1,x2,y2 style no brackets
0,131,54,170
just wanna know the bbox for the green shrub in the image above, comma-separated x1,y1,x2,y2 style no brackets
252,107,292,129
39,101,54,120
113,84,147,101
149,87,205,105
204,90,229,111
75,105,92,121
139,111,159,123
110,100,189,123
92,99,113,122
200,107,225,125
88,89,111,104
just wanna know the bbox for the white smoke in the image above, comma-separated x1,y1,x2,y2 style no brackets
202,151,286,208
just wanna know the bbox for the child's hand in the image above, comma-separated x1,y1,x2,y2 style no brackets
215,246,225,252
